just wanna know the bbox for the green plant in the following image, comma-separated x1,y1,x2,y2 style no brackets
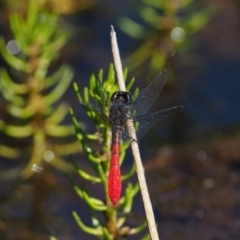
70,64,150,239
0,0,80,179
118,0,215,76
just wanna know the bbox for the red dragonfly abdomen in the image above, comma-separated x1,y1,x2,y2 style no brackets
108,126,122,206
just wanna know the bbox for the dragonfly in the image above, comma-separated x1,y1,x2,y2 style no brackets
80,70,183,206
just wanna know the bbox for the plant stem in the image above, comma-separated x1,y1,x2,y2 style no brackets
110,25,160,240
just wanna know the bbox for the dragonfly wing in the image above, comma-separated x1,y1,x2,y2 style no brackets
80,101,109,124
130,70,168,116
133,105,184,140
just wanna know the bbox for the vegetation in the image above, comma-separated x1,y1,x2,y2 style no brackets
70,64,150,239
0,0,217,239
0,0,80,179
118,0,215,76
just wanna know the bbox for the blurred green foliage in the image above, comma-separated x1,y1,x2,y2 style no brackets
118,0,215,76
70,64,149,239
0,0,80,179
3,0,95,15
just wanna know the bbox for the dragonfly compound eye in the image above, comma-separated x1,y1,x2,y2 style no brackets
111,91,132,105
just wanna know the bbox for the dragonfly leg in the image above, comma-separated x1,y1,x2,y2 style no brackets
128,136,138,143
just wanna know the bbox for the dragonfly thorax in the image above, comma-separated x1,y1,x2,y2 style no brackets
109,104,129,127
109,91,131,127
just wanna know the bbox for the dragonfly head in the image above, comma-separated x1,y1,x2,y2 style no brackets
111,91,132,105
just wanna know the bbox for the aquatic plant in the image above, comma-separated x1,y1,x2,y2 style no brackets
118,0,215,76
70,64,150,239
0,0,80,179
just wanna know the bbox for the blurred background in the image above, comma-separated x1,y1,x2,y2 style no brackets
0,0,240,239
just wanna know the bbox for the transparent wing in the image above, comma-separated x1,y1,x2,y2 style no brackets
130,70,168,116
80,101,109,125
133,106,184,140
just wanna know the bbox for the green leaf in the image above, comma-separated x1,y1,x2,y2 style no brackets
50,237,58,240
72,211,103,236
86,133,99,140
73,82,83,102
21,149,43,178
52,142,81,156
7,105,36,119
117,183,137,228
45,124,75,137
41,33,67,56
120,141,130,164
69,108,101,163
71,178,107,211
0,145,20,158
82,189,107,211
150,52,166,72
47,156,73,172
0,38,29,72
0,80,25,107
90,210,105,231
98,69,103,81
124,43,151,70
84,86,90,102
139,5,162,26
123,183,139,209
69,108,85,139
34,57,51,80
89,72,96,90
45,103,69,124
126,77,135,92
96,162,107,183
182,7,216,35
102,228,114,240
35,13,59,45
0,68,28,94
121,163,135,181
27,0,38,31
9,14,29,52
69,176,106,206
118,17,145,39
71,155,101,183
43,68,73,105
128,220,148,235
4,124,33,138
44,65,72,88
106,63,115,82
